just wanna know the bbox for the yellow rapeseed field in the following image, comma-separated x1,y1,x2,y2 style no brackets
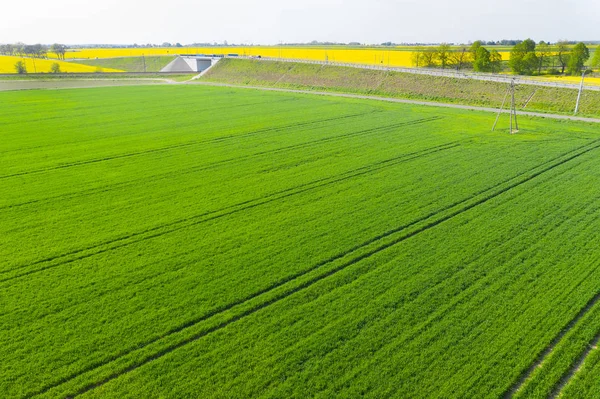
0,56,124,74
59,47,511,68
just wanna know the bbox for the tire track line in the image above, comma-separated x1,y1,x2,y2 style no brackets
1,141,456,282
1,116,440,211
549,332,600,398
0,96,336,155
0,111,391,211
28,137,600,398
504,291,600,398
1,117,444,273
0,110,378,180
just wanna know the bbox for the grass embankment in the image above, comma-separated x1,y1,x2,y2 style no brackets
2,85,600,398
67,56,176,72
203,58,600,117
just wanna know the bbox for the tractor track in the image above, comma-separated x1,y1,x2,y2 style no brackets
0,115,439,211
24,135,600,398
0,110,378,180
1,139,456,283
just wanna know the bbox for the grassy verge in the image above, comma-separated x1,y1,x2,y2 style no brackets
202,58,600,118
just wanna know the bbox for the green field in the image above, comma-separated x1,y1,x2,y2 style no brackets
203,58,600,118
67,56,176,72
2,85,600,398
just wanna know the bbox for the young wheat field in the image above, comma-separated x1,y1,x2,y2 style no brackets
1,85,600,398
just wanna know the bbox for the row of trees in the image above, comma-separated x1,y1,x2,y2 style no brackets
14,60,62,74
0,43,67,59
509,39,591,75
411,42,502,72
411,40,598,75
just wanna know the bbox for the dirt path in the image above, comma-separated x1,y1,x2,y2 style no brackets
187,82,600,124
0,79,170,92
3,78,599,124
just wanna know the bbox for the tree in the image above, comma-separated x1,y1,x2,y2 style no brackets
13,42,25,56
0,44,14,55
449,46,469,71
556,41,570,74
435,43,452,69
536,41,552,74
490,50,502,73
420,48,437,67
14,60,27,74
411,47,436,67
472,47,491,72
567,42,590,75
509,39,538,75
591,48,600,70
50,44,67,60
411,47,424,67
50,62,62,73
469,41,483,63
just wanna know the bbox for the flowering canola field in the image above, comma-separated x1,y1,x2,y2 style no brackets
0,56,124,74
60,47,510,68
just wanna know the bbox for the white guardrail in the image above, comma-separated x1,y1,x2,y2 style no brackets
228,55,599,92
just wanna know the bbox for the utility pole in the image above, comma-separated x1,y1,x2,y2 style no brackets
142,54,146,73
574,68,586,115
492,79,518,134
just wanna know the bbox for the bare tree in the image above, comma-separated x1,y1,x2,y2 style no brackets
411,47,424,67
435,43,452,69
556,41,570,74
449,47,469,71
421,48,437,67
50,44,67,60
0,44,14,55
536,41,552,74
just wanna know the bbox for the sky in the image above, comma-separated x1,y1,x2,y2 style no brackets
2,0,599,45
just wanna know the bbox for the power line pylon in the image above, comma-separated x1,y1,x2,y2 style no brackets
509,79,519,134
492,78,518,134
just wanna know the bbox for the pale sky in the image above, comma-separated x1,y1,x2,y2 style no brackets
2,0,599,45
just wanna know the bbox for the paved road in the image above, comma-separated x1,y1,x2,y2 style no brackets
187,81,600,124
240,56,600,92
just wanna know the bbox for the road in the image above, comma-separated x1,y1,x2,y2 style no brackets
1,77,599,124
187,81,600,124
0,78,170,91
